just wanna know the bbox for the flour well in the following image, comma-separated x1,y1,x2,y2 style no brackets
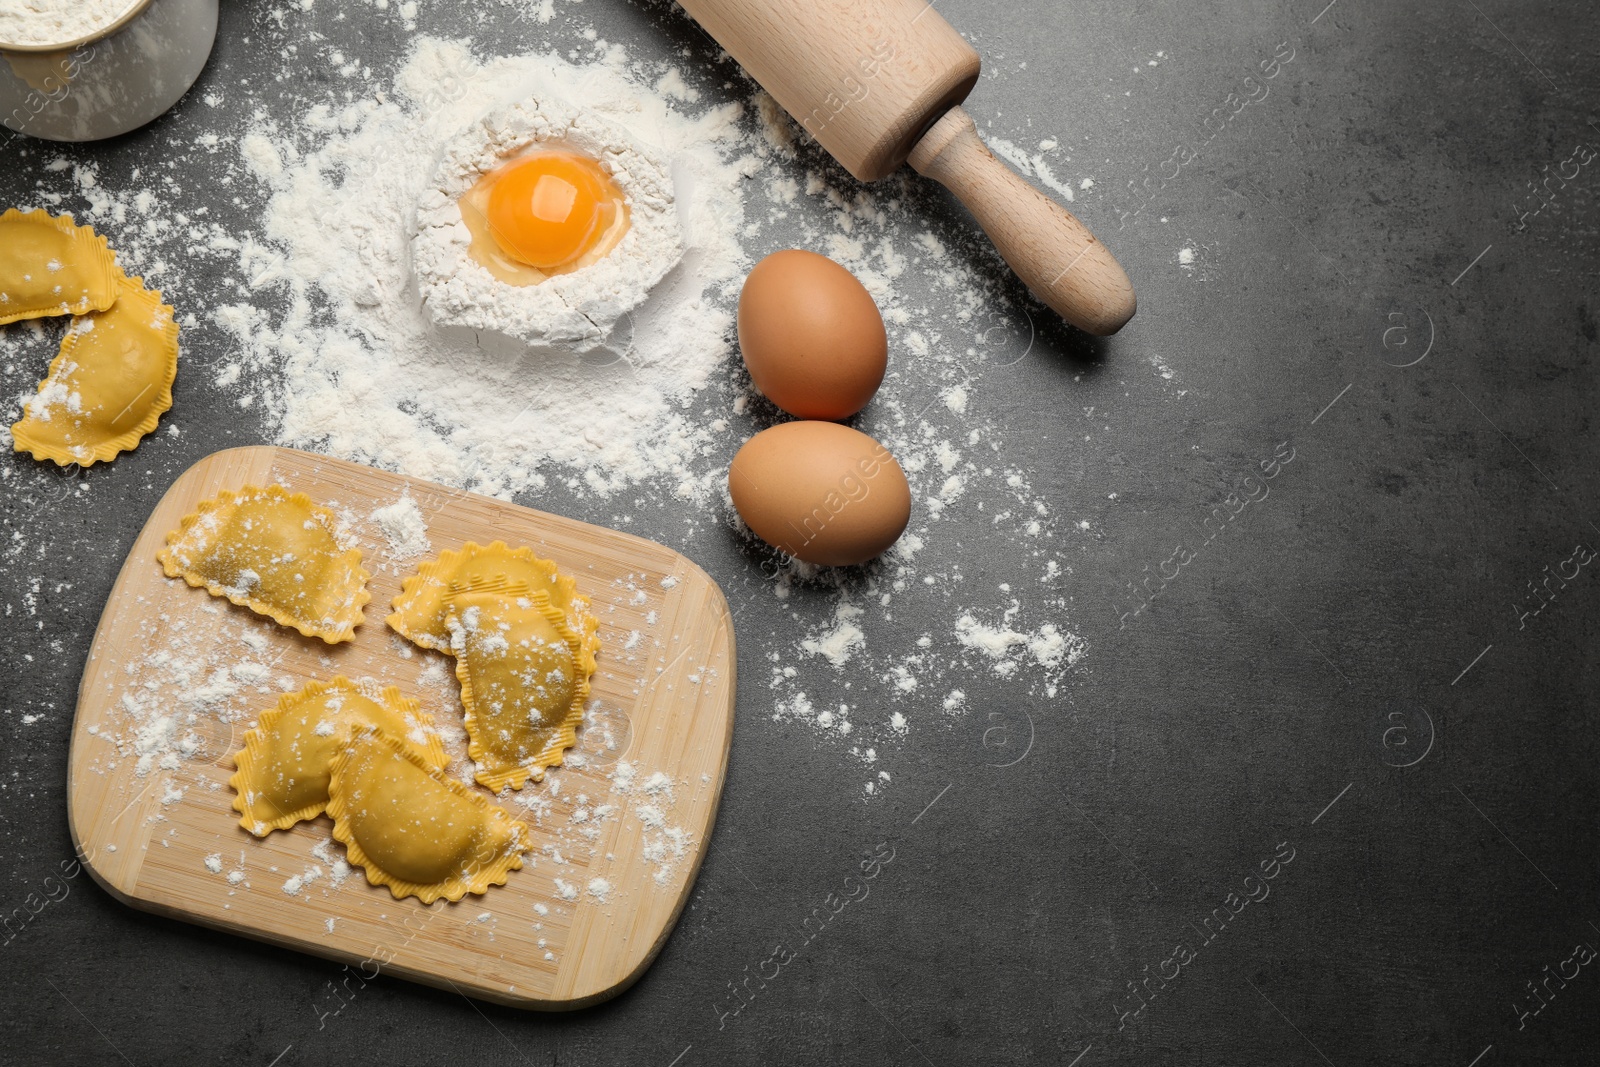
228,37,750,499
412,96,682,351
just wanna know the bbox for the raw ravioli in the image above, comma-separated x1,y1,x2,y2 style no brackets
0,208,121,325
327,729,527,904
11,276,178,466
158,484,371,643
447,578,593,793
387,540,593,654
230,678,447,836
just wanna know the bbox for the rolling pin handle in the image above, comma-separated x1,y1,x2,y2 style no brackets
908,106,1136,336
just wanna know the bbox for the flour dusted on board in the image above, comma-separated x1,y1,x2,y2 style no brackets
93,543,699,930
369,493,431,562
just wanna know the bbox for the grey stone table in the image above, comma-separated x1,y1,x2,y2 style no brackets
2,1,1596,1064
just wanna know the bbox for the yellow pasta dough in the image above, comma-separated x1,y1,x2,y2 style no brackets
327,729,527,904
0,208,121,325
158,485,371,643
447,579,594,792
387,540,595,655
229,678,447,836
11,276,178,466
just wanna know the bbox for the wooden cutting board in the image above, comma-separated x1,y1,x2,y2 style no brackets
67,446,736,1010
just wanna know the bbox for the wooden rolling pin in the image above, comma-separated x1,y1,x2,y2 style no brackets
676,0,1136,335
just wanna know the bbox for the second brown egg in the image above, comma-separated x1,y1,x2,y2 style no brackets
737,249,887,421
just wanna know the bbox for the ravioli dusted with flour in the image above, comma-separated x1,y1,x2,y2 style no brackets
387,540,594,654
0,208,121,325
11,276,178,467
158,485,371,643
446,578,594,793
327,730,527,904
229,678,447,836
411,97,682,352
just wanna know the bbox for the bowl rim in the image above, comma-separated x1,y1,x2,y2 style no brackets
0,0,157,54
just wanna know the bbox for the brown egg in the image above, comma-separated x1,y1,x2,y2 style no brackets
737,249,888,421
728,421,911,567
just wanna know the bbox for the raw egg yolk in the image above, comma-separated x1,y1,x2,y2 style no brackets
458,148,630,287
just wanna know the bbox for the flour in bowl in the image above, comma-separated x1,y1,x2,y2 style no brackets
0,0,139,47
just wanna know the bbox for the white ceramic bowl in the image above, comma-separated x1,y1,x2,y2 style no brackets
0,0,219,142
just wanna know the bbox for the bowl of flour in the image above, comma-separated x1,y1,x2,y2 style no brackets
0,0,218,141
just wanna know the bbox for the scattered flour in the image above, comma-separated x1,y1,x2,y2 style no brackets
955,610,1086,679
800,601,866,666
986,137,1077,202
282,865,323,896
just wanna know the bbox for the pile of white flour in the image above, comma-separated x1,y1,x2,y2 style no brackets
225,37,751,498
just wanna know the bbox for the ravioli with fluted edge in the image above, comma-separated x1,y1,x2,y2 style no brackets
0,208,121,325
158,485,371,643
387,540,597,656
446,576,594,793
11,276,178,466
327,729,528,904
229,678,447,836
